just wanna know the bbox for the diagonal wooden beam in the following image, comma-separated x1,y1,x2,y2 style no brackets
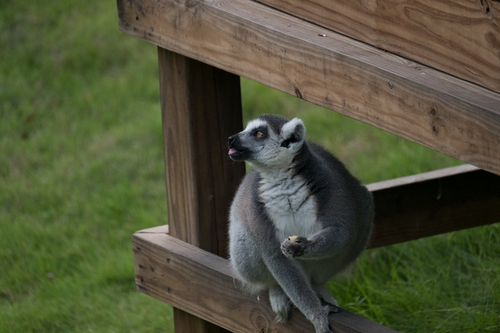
256,0,500,93
117,0,500,175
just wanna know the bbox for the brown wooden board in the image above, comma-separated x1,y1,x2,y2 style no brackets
133,230,398,333
158,49,245,332
367,164,500,248
117,0,500,175
256,0,500,93
158,48,245,258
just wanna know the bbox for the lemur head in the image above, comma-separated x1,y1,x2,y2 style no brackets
228,115,305,169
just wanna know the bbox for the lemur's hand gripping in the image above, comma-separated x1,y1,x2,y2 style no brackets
281,236,309,258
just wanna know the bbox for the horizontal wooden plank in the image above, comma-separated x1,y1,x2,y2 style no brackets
133,231,397,333
117,0,500,175
256,0,500,93
137,165,500,251
367,165,500,248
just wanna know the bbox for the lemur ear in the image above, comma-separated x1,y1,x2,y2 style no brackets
280,118,305,148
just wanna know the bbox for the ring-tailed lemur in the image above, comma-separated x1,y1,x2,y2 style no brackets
227,115,373,333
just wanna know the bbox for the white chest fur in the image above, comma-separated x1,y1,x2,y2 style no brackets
259,174,321,242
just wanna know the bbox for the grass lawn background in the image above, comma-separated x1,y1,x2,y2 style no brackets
1,1,499,332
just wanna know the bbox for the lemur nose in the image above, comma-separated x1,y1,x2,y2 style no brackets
228,136,235,145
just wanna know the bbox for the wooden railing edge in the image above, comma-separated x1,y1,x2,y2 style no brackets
133,231,398,333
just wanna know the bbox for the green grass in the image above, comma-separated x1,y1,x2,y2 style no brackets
1,1,172,332
330,227,500,332
1,1,498,332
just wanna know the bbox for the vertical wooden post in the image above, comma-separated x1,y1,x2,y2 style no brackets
158,48,245,332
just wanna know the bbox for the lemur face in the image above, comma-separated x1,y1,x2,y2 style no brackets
228,115,305,168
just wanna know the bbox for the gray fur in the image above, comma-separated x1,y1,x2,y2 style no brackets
228,115,373,333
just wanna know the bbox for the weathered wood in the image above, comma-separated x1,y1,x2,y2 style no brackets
256,0,500,93
119,0,500,175
133,230,398,333
368,165,500,248
158,47,245,257
158,48,245,332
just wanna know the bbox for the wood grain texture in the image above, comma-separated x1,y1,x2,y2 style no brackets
256,0,500,93
118,0,500,175
158,49,245,332
133,231,398,333
367,164,500,248
158,48,245,258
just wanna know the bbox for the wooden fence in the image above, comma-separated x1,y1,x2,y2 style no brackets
117,0,500,331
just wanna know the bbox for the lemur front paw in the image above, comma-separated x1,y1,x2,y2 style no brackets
281,236,308,258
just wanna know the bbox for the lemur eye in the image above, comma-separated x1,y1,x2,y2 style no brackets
256,131,264,138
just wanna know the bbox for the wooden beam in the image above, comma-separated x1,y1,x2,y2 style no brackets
158,48,245,332
368,165,500,248
159,48,245,258
256,0,500,93
117,0,500,175
133,229,398,333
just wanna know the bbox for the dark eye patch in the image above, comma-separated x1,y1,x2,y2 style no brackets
252,127,267,138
